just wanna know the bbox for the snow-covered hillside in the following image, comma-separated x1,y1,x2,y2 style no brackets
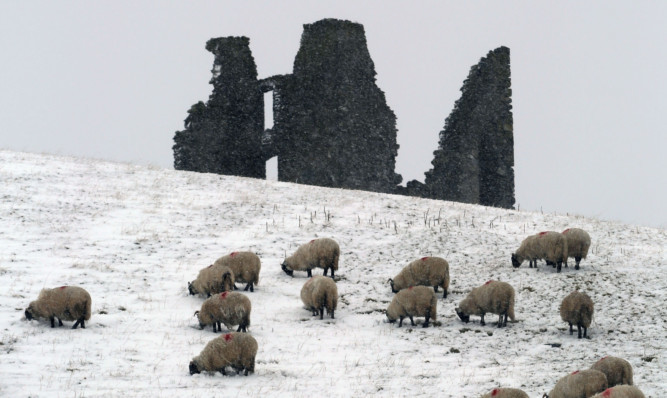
0,150,664,397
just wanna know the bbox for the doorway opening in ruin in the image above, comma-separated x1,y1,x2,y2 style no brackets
264,91,277,180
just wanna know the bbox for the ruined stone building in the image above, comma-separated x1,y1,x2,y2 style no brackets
173,19,515,208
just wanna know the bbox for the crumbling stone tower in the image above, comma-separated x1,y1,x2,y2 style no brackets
423,46,514,208
173,37,265,178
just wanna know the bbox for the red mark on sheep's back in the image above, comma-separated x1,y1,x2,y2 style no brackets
223,333,233,342
492,388,499,396
59,286,67,290
207,264,213,268
571,370,580,375
562,229,570,234
485,280,493,285
220,292,228,299
309,239,315,243
421,257,429,261
230,252,238,257
539,231,548,236
598,356,608,362
602,389,612,397
408,286,414,290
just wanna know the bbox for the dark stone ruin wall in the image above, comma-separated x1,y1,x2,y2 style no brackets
173,37,265,178
273,19,401,192
414,46,514,209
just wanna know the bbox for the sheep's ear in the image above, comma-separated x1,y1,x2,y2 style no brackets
193,311,199,317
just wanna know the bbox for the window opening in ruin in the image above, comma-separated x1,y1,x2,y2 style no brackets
266,156,278,181
264,91,274,130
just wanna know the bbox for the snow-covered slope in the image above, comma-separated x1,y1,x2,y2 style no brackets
0,150,664,397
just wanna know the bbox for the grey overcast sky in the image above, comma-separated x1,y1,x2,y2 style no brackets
1,1,665,228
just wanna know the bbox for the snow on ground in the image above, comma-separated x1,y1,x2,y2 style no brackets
0,150,664,397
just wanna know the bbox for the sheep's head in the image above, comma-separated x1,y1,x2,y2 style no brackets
388,278,398,293
386,310,396,323
24,304,35,321
511,253,521,268
281,262,294,277
188,282,196,295
455,307,470,323
193,311,204,328
189,361,201,375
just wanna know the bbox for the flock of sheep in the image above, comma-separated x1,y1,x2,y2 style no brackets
22,228,648,397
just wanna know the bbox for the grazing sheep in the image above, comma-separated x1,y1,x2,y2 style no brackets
590,357,633,387
189,332,258,376
213,251,261,292
590,386,645,398
188,263,235,297
386,286,437,327
560,291,594,339
389,256,450,298
481,388,529,398
300,275,338,319
511,234,541,269
455,280,515,327
562,228,591,270
544,369,608,398
25,286,92,329
281,238,340,278
513,231,568,272
195,291,251,332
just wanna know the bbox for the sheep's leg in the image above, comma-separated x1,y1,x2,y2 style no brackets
80,319,85,329
569,322,574,335
423,309,430,328
50,316,56,328
556,262,562,273
409,316,415,326
330,267,334,279
244,283,250,291
250,283,254,292
323,267,328,276
398,316,404,327
72,319,81,329
583,326,587,338
307,269,312,277
434,286,439,292
220,367,227,376
442,288,447,299
577,324,582,339
480,314,485,326
575,257,581,270
319,307,324,320
330,309,334,319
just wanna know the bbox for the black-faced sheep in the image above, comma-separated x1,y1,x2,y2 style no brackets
512,231,568,272
544,369,608,398
300,275,338,319
389,256,450,298
386,286,437,327
25,286,92,329
456,280,515,327
590,356,633,387
195,291,251,333
590,386,645,398
281,238,340,278
189,332,258,376
188,263,235,297
560,291,594,339
213,251,261,292
562,228,591,270
481,388,529,398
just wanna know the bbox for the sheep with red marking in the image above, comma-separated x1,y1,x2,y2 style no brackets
560,291,594,339
281,238,340,278
481,388,529,398
590,386,645,398
388,256,450,298
189,332,257,376
188,263,235,297
512,231,568,272
544,369,608,398
386,286,437,327
590,356,633,387
300,275,338,319
562,228,591,270
24,286,92,329
195,291,251,332
456,280,516,327
213,251,261,292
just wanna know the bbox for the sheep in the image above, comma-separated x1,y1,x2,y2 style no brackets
386,286,437,327
388,256,450,299
590,386,645,398
25,286,92,329
189,332,257,376
511,234,541,269
188,263,235,297
562,228,591,270
213,251,261,292
281,238,340,278
300,275,338,319
560,291,594,338
544,369,608,398
590,356,633,387
481,388,529,398
455,280,515,327
195,291,251,333
512,231,568,272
